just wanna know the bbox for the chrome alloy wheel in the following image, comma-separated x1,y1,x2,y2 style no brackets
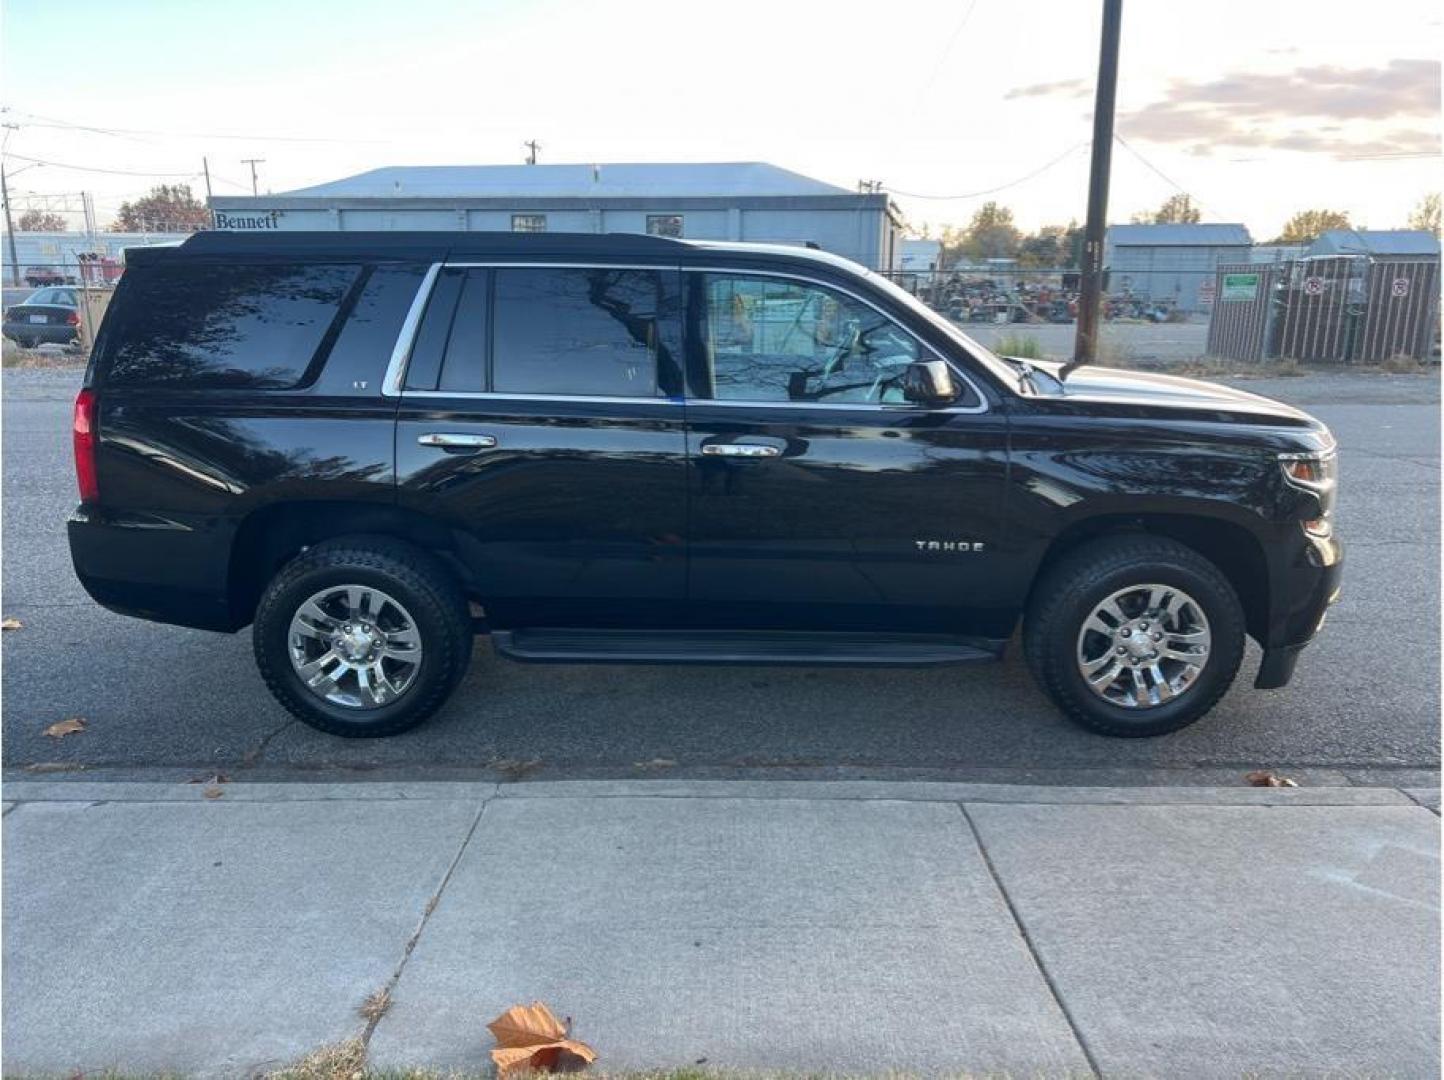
287,585,423,709
1075,584,1212,709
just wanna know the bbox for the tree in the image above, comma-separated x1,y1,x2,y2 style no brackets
1131,193,1201,225
109,184,210,233
1407,193,1440,235
1017,225,1070,268
962,201,1020,260
1272,209,1351,244
16,209,67,231
937,224,968,269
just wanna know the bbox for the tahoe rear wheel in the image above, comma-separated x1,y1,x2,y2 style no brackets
253,539,472,737
1023,535,1245,737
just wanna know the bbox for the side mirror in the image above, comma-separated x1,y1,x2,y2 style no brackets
901,360,958,405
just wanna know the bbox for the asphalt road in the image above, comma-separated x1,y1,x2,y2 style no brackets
3,366,1438,784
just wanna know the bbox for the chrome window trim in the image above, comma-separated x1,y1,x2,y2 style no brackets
401,390,679,406
381,262,443,397
381,260,989,414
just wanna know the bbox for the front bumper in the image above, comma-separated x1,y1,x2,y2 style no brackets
1254,530,1342,689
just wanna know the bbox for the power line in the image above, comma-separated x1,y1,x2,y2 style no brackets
911,0,982,112
888,141,1087,200
1111,133,1222,219
5,109,380,145
1338,150,1441,161
0,151,201,178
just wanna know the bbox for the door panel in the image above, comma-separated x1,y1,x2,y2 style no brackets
682,271,1013,637
395,264,687,628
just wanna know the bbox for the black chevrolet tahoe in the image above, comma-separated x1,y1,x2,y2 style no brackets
68,232,1341,738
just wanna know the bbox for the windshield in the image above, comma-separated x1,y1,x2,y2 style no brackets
863,269,1021,389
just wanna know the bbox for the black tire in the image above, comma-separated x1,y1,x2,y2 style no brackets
1023,534,1245,737
253,537,473,737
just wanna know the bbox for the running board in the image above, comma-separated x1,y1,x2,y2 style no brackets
492,628,1001,667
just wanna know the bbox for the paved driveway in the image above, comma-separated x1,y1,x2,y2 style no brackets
2,367,1438,783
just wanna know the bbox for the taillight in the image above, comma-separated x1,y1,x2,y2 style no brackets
73,388,98,503
66,311,81,326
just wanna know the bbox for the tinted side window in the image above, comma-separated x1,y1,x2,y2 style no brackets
697,274,921,404
319,264,428,390
402,268,490,393
492,268,659,397
104,263,360,389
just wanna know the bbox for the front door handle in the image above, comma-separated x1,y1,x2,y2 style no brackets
701,442,782,458
417,432,498,453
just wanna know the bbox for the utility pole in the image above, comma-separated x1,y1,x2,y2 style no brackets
202,157,215,229
241,158,264,196
1,162,19,288
1062,0,1123,378
523,140,540,165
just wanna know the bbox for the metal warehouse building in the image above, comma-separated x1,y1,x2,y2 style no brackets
1104,223,1254,313
208,161,904,271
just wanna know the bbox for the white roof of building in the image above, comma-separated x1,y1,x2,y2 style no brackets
1106,223,1253,246
280,162,854,200
1310,229,1440,257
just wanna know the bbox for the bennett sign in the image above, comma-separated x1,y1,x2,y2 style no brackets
213,210,283,230
1220,272,1258,302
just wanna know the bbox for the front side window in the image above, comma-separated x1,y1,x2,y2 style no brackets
646,214,683,238
697,273,921,404
511,214,547,233
103,263,360,388
492,268,660,397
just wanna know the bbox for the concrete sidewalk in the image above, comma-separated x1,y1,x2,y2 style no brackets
2,781,1438,1078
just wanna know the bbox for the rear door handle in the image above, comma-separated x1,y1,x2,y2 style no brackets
701,442,782,458
417,432,498,452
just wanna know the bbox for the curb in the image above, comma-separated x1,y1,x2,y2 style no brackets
1,778,1428,807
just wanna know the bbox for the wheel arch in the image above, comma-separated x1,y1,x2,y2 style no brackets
226,500,478,626
1027,511,1271,643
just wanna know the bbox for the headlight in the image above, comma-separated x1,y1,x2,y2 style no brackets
1279,450,1336,490
1279,447,1337,533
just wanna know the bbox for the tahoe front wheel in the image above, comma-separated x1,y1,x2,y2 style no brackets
1023,535,1246,737
253,538,473,737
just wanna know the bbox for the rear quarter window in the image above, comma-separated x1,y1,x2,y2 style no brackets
101,263,361,389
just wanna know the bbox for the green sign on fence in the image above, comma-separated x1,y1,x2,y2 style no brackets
1221,272,1260,301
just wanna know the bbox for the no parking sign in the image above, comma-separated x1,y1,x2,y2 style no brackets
1391,277,1410,297
1303,276,1325,296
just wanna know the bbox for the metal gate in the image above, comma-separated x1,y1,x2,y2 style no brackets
1207,256,1439,362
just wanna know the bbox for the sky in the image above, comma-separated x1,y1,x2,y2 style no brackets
1,0,1440,240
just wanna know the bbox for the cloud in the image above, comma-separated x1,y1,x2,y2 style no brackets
1005,78,1091,100
1160,59,1438,120
1022,58,1441,158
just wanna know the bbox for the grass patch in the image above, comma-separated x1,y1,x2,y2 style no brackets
267,1038,367,1080
359,986,393,1025
990,333,1045,359
21,1060,1032,1080
1,345,87,369
1369,353,1434,374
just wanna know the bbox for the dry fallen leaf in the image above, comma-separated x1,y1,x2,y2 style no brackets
2,617,23,631
43,718,87,739
1245,769,1299,788
487,1001,596,1076
203,785,224,799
